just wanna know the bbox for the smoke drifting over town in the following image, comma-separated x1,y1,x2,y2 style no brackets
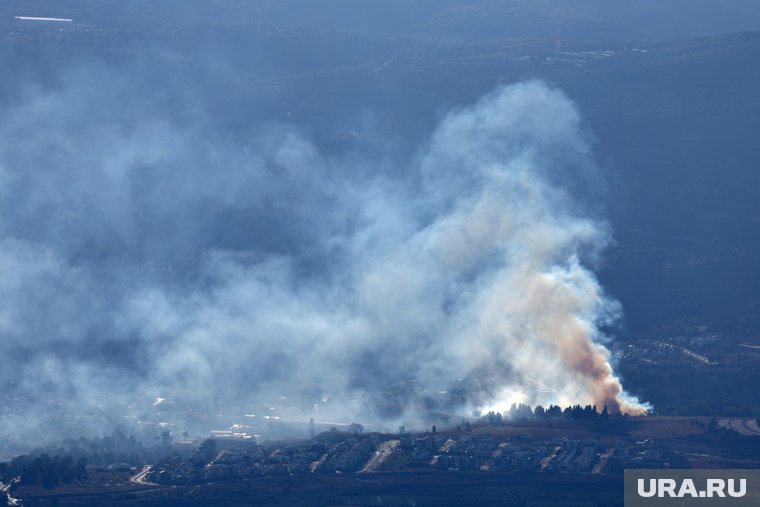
0,69,646,446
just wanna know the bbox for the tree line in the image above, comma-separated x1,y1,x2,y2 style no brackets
482,403,611,425
0,428,171,489
0,453,87,489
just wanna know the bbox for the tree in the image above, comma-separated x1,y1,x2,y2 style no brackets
484,411,503,425
58,456,74,483
41,468,59,489
547,405,563,419
534,405,546,418
199,439,217,462
509,403,533,420
75,457,87,479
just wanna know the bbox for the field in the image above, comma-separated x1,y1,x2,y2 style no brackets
15,471,624,507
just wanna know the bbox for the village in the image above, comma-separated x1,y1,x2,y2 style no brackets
146,427,688,485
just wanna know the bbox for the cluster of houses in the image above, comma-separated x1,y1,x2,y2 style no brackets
146,429,688,485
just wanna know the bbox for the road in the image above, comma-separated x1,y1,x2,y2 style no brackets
1,479,20,506
592,448,615,474
718,418,760,436
129,465,158,486
360,440,400,473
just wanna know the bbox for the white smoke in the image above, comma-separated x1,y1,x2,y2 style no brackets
0,79,646,451
125,81,647,416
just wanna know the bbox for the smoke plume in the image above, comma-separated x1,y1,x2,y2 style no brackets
0,74,646,451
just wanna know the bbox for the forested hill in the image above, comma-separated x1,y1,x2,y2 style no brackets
4,0,760,43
